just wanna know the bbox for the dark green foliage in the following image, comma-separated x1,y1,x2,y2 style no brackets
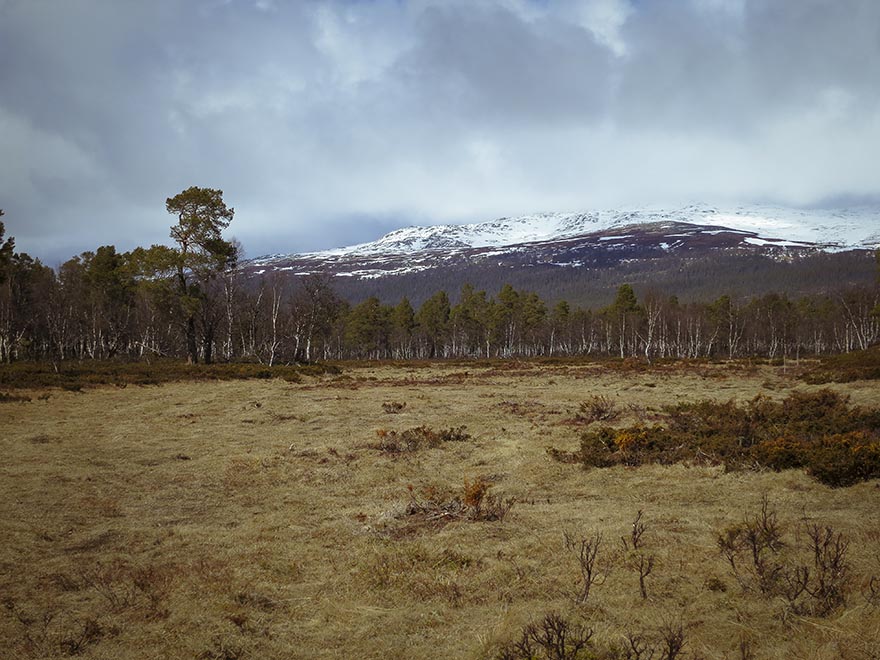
346,297,392,357
163,186,237,364
0,210,14,284
2,197,878,366
451,284,492,356
417,291,451,358
610,284,640,315
565,390,880,486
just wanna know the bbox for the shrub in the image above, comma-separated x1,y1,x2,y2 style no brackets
717,497,785,595
578,425,681,468
495,612,593,660
397,478,514,531
805,433,880,487
802,346,880,383
370,426,472,453
0,391,31,403
750,437,808,471
438,426,472,443
0,359,338,390
716,500,852,616
463,477,515,522
576,395,619,424
552,389,880,486
562,530,609,604
493,616,690,660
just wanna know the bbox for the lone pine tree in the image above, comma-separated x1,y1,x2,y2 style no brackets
165,187,237,364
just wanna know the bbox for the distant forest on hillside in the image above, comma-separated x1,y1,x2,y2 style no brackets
2,199,879,364
325,249,877,309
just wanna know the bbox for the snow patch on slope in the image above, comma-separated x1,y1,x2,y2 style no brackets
254,204,880,266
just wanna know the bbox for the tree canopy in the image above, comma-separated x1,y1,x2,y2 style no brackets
163,187,237,363
0,210,14,284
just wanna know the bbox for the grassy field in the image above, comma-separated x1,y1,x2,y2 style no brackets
2,361,880,659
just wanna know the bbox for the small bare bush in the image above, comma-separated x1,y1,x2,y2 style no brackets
494,617,690,660
563,530,609,604
634,553,655,600
3,599,105,659
438,426,472,442
545,447,580,464
370,425,471,453
717,496,785,595
577,395,619,424
621,632,656,660
382,400,406,414
716,499,852,616
622,510,648,551
397,478,515,533
496,612,593,660
657,622,686,660
78,562,140,611
464,477,516,522
620,511,654,599
59,618,103,656
803,523,850,615
864,575,880,607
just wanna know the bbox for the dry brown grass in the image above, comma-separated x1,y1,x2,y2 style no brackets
1,361,880,658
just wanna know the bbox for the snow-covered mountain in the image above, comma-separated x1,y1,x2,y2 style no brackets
277,203,880,261
243,204,880,305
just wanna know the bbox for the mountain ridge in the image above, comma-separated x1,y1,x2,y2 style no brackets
241,204,880,307
251,203,880,265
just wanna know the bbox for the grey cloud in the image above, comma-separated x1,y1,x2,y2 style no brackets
0,0,878,264
615,0,880,134
744,0,880,102
397,3,613,125
614,0,753,133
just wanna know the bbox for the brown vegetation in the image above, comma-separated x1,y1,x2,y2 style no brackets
561,389,880,487
1,360,880,658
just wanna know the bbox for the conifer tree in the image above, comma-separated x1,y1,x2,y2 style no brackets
164,187,237,363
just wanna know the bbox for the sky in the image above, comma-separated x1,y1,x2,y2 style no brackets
1,0,879,265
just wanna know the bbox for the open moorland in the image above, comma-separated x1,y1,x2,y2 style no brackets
2,360,880,659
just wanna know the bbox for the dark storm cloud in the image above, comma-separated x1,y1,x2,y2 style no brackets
0,0,877,264
398,3,613,125
616,0,880,133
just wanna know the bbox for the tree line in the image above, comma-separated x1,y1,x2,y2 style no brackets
1,193,879,364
